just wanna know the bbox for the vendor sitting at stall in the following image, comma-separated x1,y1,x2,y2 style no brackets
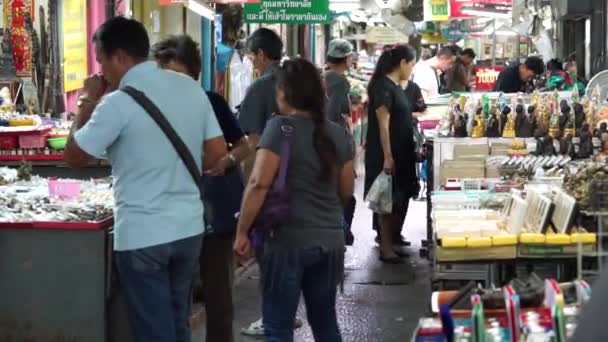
494,57,545,93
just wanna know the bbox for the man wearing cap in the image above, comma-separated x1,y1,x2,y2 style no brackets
325,39,356,246
325,39,354,128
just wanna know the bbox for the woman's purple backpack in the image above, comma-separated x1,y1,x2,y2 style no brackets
249,117,294,249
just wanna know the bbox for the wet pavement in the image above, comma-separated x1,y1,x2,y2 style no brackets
193,179,432,341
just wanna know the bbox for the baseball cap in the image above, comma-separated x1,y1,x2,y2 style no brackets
327,39,354,59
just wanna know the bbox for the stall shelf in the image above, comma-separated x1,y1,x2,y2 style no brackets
0,219,136,341
423,137,535,259
0,156,111,179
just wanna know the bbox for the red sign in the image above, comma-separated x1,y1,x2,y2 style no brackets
474,66,504,91
159,0,185,5
450,0,512,17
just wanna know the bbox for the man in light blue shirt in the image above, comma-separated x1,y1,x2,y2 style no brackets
64,17,226,342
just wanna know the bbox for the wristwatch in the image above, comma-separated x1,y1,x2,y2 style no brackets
77,96,95,108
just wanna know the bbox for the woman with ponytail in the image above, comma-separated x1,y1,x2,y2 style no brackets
234,58,354,341
365,45,418,264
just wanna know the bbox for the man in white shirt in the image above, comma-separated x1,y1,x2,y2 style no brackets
413,47,454,101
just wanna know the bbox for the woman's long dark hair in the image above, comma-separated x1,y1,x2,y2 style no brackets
275,58,338,183
367,45,416,93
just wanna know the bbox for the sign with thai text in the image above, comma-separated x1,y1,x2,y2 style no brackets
62,0,88,92
474,66,504,91
424,0,450,21
365,27,409,45
244,0,330,24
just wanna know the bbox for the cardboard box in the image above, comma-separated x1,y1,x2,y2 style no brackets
440,159,485,186
491,143,511,156
454,144,489,159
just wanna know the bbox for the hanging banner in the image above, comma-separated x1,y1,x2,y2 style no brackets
62,0,88,92
450,0,512,18
474,66,504,91
244,0,330,24
424,0,450,21
365,27,409,45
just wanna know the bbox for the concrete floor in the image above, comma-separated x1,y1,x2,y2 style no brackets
193,180,432,341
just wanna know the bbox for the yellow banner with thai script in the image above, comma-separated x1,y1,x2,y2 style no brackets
62,0,88,92
424,0,450,21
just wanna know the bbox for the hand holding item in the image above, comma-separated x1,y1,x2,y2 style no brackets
233,232,252,262
205,154,235,176
383,155,395,174
83,74,108,102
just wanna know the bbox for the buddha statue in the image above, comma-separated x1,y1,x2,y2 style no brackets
535,128,557,156
537,101,550,130
579,123,594,159
453,107,468,138
560,134,576,159
502,107,516,138
486,107,500,138
515,104,533,138
472,107,485,138
549,113,561,138
574,103,586,134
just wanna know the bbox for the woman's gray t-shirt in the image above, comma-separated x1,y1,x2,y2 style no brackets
258,115,354,251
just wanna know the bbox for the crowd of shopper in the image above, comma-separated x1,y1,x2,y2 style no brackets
62,15,431,342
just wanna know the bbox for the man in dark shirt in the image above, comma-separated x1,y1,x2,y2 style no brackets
324,39,353,128
324,39,356,245
237,28,283,181
494,56,545,93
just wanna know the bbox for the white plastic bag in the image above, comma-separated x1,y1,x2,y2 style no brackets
365,173,393,214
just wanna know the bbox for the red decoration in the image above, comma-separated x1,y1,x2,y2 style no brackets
5,0,33,76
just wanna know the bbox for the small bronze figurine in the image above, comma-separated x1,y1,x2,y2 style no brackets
579,123,594,159
486,111,500,138
560,134,576,159
515,104,533,137
535,128,556,156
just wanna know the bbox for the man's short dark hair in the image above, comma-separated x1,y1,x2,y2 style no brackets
246,28,283,61
327,56,348,65
525,56,545,75
152,35,201,80
462,48,476,59
436,47,454,58
93,17,149,59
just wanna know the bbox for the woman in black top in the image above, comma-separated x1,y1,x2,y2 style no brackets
372,80,427,245
365,45,418,263
152,35,252,342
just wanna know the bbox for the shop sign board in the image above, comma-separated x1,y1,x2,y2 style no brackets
474,66,504,91
365,27,409,45
244,0,330,24
423,0,450,22
450,0,512,18
62,0,88,92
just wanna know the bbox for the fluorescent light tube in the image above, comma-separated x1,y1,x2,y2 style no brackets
186,0,215,20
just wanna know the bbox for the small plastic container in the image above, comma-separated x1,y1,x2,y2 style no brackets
19,134,47,149
0,136,17,150
48,179,81,199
